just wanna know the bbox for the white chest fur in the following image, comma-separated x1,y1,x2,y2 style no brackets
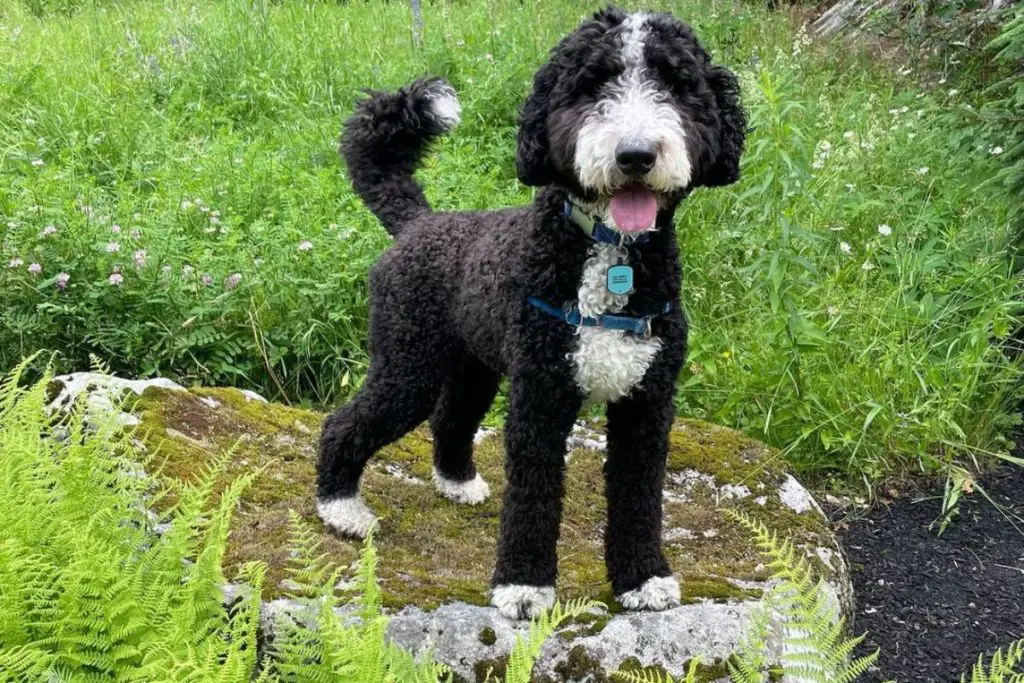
571,244,662,404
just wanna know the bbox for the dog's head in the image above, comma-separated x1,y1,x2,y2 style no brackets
517,7,746,233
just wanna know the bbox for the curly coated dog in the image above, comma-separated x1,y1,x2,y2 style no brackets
317,6,746,620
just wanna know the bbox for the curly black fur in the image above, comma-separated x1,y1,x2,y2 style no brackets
341,77,458,235
318,6,746,611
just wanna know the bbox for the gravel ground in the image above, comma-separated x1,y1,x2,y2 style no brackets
834,465,1024,682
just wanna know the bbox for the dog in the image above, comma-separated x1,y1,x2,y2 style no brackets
316,6,746,620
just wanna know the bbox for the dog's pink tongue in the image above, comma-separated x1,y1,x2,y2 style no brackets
609,186,658,233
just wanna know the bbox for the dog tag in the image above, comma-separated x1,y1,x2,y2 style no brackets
607,264,634,295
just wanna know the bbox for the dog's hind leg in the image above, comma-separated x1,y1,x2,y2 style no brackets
430,353,500,505
316,344,453,538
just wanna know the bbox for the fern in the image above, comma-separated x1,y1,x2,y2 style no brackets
269,513,448,683
0,365,265,682
498,598,601,683
728,511,879,683
611,658,702,683
961,639,1024,683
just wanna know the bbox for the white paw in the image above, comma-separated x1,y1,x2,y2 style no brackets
424,83,461,131
434,469,491,505
616,575,681,611
316,496,377,538
491,584,555,620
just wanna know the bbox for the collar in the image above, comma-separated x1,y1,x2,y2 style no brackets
564,200,652,246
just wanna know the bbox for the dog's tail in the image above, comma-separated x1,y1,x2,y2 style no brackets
340,77,461,236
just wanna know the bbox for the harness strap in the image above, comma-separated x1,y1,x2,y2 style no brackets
527,296,672,338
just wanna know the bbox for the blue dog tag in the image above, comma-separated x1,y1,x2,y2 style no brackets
607,264,634,295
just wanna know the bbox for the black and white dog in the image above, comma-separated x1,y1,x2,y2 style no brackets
317,6,745,620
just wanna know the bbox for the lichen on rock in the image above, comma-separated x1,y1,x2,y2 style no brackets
48,375,852,681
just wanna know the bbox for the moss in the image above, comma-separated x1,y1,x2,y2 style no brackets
478,626,497,646
617,657,671,678
553,646,607,682
681,577,761,604
558,610,612,640
614,656,730,683
473,655,508,683
130,387,836,610
687,658,733,683
44,379,63,405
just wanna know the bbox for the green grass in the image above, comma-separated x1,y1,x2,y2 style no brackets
0,0,1019,483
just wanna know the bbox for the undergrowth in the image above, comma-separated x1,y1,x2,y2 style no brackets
0,0,1020,484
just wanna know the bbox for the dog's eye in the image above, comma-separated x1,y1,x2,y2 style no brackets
649,51,699,96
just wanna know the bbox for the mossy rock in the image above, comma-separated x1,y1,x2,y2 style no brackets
51,375,852,682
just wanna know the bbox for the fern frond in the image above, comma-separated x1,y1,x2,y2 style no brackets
270,517,448,683
501,598,601,683
728,510,879,683
0,643,56,680
961,638,1024,683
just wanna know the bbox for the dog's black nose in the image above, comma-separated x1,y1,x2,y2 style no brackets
615,141,657,177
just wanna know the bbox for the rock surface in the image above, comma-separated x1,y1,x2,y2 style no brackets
47,375,853,682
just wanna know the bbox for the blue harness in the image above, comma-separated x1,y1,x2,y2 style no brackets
526,200,672,338
527,296,672,339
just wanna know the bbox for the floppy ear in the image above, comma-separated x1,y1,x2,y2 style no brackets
516,61,558,187
700,65,747,187
517,6,624,187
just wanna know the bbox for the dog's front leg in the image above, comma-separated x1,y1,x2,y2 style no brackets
604,338,684,611
491,367,581,620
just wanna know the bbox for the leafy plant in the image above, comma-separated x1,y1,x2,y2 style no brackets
612,659,701,683
960,639,1024,683
270,515,448,683
495,598,600,683
982,8,1024,256
728,511,878,683
0,357,269,681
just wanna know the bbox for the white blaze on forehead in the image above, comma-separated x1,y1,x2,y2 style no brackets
621,12,650,65
574,12,693,209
